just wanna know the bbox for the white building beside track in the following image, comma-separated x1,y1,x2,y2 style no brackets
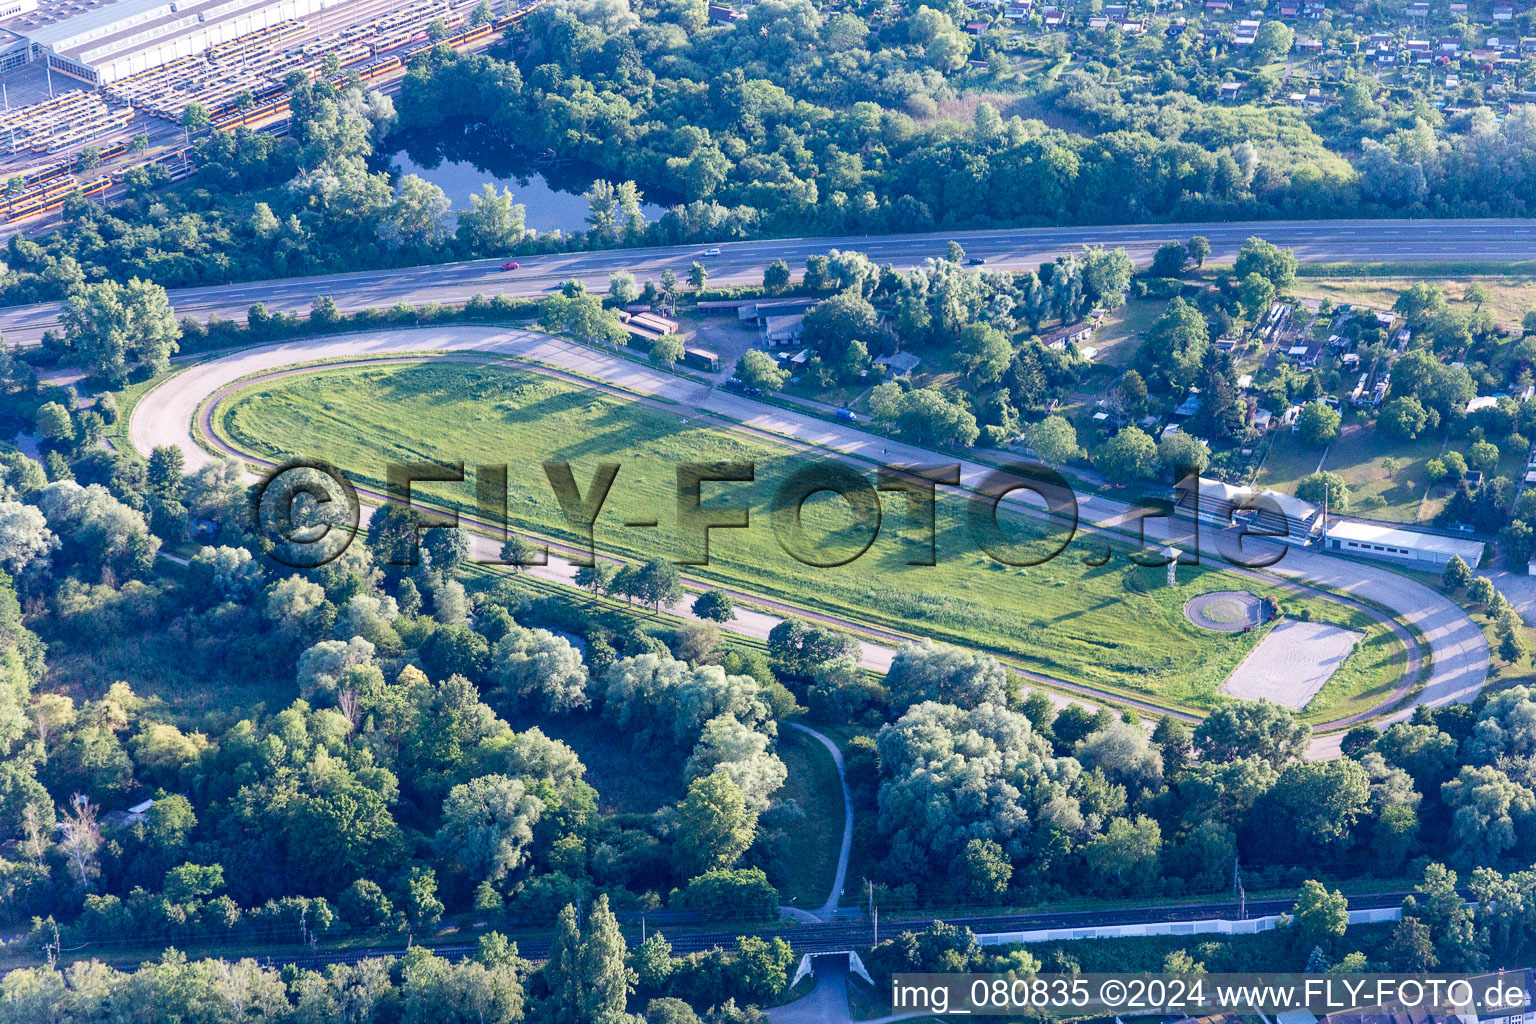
1324,519,1485,571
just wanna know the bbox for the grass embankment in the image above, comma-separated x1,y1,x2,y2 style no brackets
767,727,846,909
214,359,1405,721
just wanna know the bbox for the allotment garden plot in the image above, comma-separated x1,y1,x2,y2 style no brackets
214,357,1409,721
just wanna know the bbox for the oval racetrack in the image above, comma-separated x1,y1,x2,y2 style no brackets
130,325,1491,759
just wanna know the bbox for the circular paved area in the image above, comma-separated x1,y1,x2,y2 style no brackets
1184,590,1265,632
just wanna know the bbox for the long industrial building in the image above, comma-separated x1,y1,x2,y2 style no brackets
18,0,346,85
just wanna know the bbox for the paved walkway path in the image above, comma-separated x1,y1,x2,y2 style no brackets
129,326,1490,758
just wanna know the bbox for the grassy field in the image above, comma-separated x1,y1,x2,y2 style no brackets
1258,423,1446,524
1289,274,1536,332
1086,296,1163,367
1254,426,1325,495
215,359,1407,719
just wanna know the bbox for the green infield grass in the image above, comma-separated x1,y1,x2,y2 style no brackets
214,359,1407,720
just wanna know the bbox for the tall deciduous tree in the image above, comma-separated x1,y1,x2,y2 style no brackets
1194,699,1310,766
675,771,756,874
457,183,526,253
60,278,181,384
433,774,544,883
577,894,635,1023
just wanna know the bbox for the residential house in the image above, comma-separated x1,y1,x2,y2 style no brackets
874,351,921,376
1220,80,1245,99
1042,321,1094,348
1173,389,1204,418
762,314,807,345
105,798,157,828
738,297,819,326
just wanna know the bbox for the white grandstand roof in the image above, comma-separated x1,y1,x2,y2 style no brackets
1196,476,1319,524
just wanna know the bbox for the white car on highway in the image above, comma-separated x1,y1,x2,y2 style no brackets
701,247,721,256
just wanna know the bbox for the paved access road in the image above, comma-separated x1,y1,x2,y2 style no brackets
129,326,1488,760
5,217,1536,344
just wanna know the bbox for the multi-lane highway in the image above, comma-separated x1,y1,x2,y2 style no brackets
2,217,1535,344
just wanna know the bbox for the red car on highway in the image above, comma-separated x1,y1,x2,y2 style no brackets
501,260,521,271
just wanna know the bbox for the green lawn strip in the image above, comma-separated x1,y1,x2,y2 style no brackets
103,372,171,454
209,359,1410,717
1296,259,1536,279
768,727,846,909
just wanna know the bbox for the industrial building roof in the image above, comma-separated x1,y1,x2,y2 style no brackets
25,0,172,49
1325,520,1486,562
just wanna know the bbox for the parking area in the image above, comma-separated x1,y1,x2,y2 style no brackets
1220,618,1364,711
